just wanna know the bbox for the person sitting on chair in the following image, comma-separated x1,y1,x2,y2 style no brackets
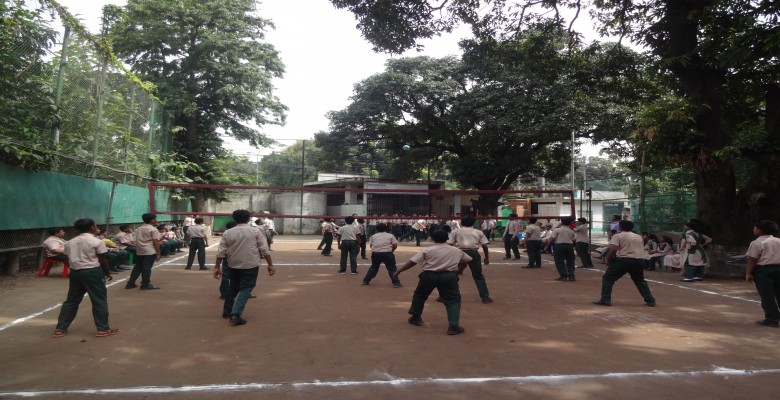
42,227,68,262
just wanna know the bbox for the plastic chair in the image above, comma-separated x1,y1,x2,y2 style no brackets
38,258,69,278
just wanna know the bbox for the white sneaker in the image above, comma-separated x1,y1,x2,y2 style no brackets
681,278,694,282
692,277,703,281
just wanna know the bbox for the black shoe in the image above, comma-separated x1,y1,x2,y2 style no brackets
184,267,191,270
362,282,370,286
230,315,247,325
140,284,160,290
756,319,780,327
555,277,567,281
317,247,322,250
361,256,368,259
199,267,209,270
125,283,137,289
482,297,493,304
408,315,424,326
592,300,612,306
447,325,465,335
646,301,657,307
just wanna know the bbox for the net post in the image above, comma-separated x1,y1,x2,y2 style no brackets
148,181,157,214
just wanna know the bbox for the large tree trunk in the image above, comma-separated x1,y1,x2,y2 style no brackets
190,192,207,213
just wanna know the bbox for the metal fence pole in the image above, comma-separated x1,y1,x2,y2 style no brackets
50,26,71,171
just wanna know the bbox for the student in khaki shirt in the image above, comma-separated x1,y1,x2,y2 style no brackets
53,218,119,338
593,220,656,307
213,209,275,325
447,216,492,303
42,227,68,262
394,230,472,335
185,217,209,270
574,217,594,268
546,217,577,281
521,217,543,268
361,223,401,287
126,213,162,290
745,220,780,328
503,214,521,260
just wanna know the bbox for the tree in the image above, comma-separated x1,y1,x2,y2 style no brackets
329,0,780,245
316,31,656,213
257,140,322,187
0,0,56,169
108,0,286,211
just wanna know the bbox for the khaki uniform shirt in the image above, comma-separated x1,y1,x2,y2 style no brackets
611,231,645,258
506,220,520,236
188,224,206,238
64,233,107,270
525,224,542,241
217,224,270,269
410,244,473,272
549,226,576,244
42,236,66,257
370,232,397,252
338,224,358,241
447,227,488,250
135,224,161,256
114,231,134,245
322,222,336,234
747,235,780,265
574,224,589,243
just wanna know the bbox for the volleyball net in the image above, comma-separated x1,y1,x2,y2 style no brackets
148,182,580,234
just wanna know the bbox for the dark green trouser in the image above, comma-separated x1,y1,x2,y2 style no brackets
753,266,780,323
186,237,206,269
575,241,594,267
363,252,400,285
462,249,490,300
339,240,359,272
129,254,155,286
56,267,109,332
553,243,576,278
526,240,542,267
599,257,655,303
683,260,706,279
409,271,461,326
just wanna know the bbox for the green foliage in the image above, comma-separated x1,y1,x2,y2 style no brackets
317,28,658,193
0,0,56,168
109,0,288,207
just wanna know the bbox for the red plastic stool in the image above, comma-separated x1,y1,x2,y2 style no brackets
38,258,70,278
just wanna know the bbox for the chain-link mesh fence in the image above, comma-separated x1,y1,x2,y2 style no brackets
583,168,696,237
0,0,171,186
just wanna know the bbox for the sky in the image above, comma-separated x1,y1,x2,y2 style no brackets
56,0,605,159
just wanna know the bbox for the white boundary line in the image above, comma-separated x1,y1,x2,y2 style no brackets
0,244,757,333
0,246,213,333
0,366,778,397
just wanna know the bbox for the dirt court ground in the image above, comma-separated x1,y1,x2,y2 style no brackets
0,235,778,399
